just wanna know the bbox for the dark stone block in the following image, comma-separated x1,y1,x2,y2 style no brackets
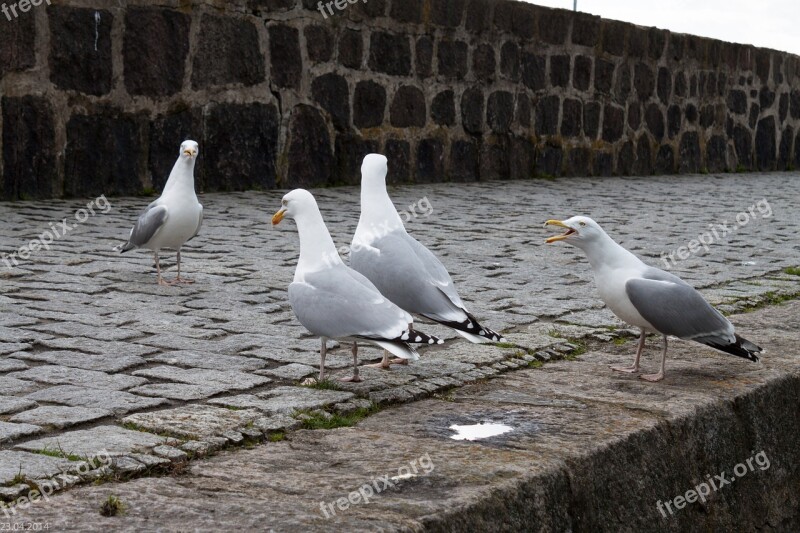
773,54,784,84
634,136,652,175
565,146,591,176
573,56,591,91
385,139,410,183
706,135,728,172
583,102,601,139
510,136,535,180
354,81,386,128
438,40,468,79
648,28,665,60
778,126,794,170
572,14,599,47
516,93,531,128
678,132,701,173
644,104,665,140
148,107,203,191
191,14,263,90
633,62,654,100
269,24,302,89
493,2,513,33
431,90,456,126
473,44,496,81
536,142,563,177
0,7,35,76
727,90,748,115
312,73,350,131
465,0,492,33
594,59,614,94
669,33,684,61
206,103,279,191
628,102,641,130
123,8,190,97
286,105,333,188
654,145,675,174
369,31,411,75
416,138,445,181
674,72,687,97
450,139,479,181
431,0,465,27
390,86,426,128
616,141,634,175
689,74,697,97
500,42,520,81
49,6,113,96
594,151,614,176
252,0,295,10
699,105,715,128
461,87,484,135
335,134,380,185
602,21,627,56
628,27,648,58
667,105,682,139
535,95,560,136
65,110,144,196
561,98,582,138
510,3,536,39
779,93,789,123
614,64,631,104
415,36,434,77
755,116,776,170
305,25,333,63
339,29,363,69
480,135,510,180
538,10,568,45
796,131,800,169
748,103,759,129
656,67,671,104
717,73,727,97
390,0,422,23
550,55,570,88
487,91,514,134
755,50,770,81
790,90,800,120
602,104,625,143
733,124,752,169
521,53,546,91
2,97,57,200
685,103,698,124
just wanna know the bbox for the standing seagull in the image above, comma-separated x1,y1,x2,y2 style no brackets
272,189,443,382
544,216,762,382
116,140,203,285
350,154,504,368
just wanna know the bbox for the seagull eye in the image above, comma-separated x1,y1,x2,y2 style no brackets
579,222,586,227
282,200,288,206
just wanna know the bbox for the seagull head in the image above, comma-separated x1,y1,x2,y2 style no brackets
272,189,317,225
544,216,605,247
180,140,199,159
361,154,388,187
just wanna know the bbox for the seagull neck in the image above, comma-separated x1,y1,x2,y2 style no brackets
356,181,404,238
294,209,341,279
162,158,197,198
579,233,642,272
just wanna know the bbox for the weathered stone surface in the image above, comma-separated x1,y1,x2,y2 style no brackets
353,81,386,129
560,98,582,137
49,6,113,95
0,420,41,443
538,9,568,44
286,105,333,188
122,405,262,440
369,31,411,76
11,350,145,373
572,13,599,46
132,365,270,391
602,104,625,143
0,8,35,76
431,0,464,27
11,406,111,429
15,425,174,457
0,396,36,415
335,134,380,184
431,90,456,126
384,139,411,183
390,86,426,128
210,386,354,414
269,24,302,89
2,96,57,200
627,102,641,130
486,91,514,134
124,8,190,96
573,56,591,91
616,141,634,175
583,102,601,139
706,135,729,172
755,116,776,171
644,103,665,140
733,124,753,168
438,40,468,79
728,89,748,115
777,126,794,170
0,451,77,485
594,59,614,94
25,385,168,416
0,377,36,395
9,366,146,391
667,104,682,139
549,55,570,88
654,144,675,173
461,87,484,135
613,64,631,104
416,139,445,181
565,146,591,176
450,139,479,181
657,67,671,104
521,53,546,91
536,143,563,177
678,132,701,173
415,36,433,77
128,383,228,401
261,363,317,381
304,25,333,63
633,136,653,175
633,62,654,100
338,28,362,69
311,73,350,131
473,43,496,81
500,42,520,81
535,95,560,136
192,14,263,89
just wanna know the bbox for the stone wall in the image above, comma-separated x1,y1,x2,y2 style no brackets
1,0,799,200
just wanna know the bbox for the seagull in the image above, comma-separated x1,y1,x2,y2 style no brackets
350,154,505,368
544,216,762,382
272,189,443,383
116,140,203,285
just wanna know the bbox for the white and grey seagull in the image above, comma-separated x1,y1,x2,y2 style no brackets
116,140,203,285
350,154,505,369
545,216,762,382
272,189,443,383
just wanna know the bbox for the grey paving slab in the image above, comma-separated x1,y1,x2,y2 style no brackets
7,366,147,391
148,351,267,371
10,406,113,429
24,385,168,415
0,396,37,415
0,421,42,443
9,350,146,372
0,451,78,485
14,425,176,457
120,405,264,440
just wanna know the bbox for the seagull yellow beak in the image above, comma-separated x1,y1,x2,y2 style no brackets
183,149,197,157
272,209,286,225
544,219,574,244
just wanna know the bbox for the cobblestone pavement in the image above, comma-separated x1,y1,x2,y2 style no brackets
0,173,798,506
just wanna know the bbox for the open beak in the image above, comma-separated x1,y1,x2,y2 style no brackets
272,209,286,225
183,149,197,158
544,219,576,244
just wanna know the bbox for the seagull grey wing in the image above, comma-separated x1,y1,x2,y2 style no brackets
402,232,466,309
125,202,168,249
625,275,734,345
288,266,410,341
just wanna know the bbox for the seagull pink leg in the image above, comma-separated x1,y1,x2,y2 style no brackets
611,330,646,374
340,342,363,382
366,350,392,369
173,250,195,284
641,335,667,382
155,252,170,286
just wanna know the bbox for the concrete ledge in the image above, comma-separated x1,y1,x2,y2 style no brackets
4,301,799,531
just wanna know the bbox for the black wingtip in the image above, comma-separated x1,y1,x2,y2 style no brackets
706,334,762,362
